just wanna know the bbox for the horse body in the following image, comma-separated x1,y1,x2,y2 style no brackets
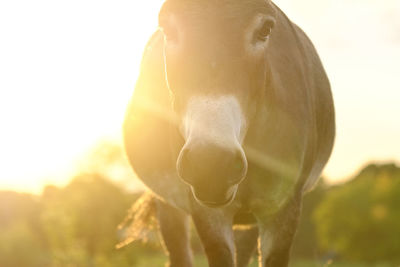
124,1,335,266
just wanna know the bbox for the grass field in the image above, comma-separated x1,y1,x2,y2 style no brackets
134,254,395,267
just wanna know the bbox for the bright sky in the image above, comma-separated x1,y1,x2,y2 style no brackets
0,0,399,194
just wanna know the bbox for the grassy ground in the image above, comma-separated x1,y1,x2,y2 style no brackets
134,254,394,267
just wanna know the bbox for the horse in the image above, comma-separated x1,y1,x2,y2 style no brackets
123,0,335,266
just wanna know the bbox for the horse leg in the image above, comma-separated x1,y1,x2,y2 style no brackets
234,225,259,267
156,199,193,267
257,194,302,267
191,201,235,267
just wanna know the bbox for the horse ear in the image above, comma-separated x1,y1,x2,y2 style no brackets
123,30,179,177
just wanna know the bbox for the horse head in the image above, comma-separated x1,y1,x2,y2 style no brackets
159,0,277,207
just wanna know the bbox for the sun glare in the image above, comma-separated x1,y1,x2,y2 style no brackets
0,0,399,194
0,0,164,193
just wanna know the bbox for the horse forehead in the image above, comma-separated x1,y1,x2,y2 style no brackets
161,0,269,23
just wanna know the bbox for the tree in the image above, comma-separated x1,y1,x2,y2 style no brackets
40,174,141,266
0,140,157,267
0,191,48,267
313,163,400,263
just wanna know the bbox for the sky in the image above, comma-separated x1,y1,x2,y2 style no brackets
0,0,399,194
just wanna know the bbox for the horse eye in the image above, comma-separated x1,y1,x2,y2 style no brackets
256,20,274,42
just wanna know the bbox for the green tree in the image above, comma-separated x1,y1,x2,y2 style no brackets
0,191,48,267
40,174,141,266
313,163,400,263
0,140,159,267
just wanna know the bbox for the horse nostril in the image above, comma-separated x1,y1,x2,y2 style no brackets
230,150,247,183
177,147,195,184
233,152,244,171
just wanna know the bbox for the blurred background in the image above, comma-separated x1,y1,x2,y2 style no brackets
0,0,399,266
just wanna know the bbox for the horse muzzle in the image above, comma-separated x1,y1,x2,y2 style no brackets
176,95,248,208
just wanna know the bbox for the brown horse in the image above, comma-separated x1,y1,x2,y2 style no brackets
123,0,335,266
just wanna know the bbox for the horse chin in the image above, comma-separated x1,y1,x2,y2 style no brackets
191,184,238,208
